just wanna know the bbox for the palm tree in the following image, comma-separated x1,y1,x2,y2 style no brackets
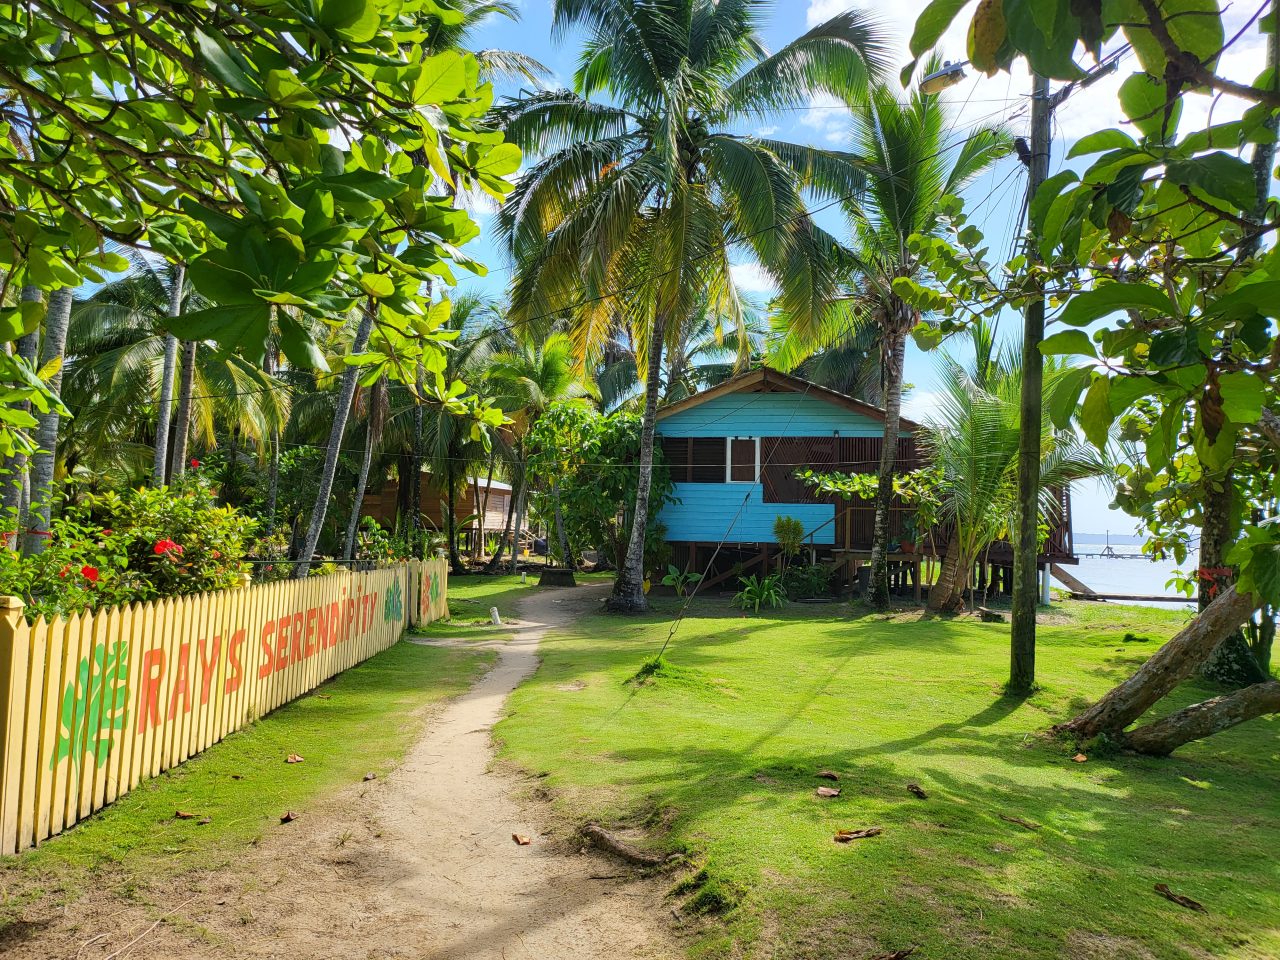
59,273,288,497
770,70,1011,610
22,286,71,554
923,323,1110,612
497,0,889,611
485,329,593,570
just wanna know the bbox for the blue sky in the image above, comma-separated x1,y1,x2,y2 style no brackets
459,1,1268,539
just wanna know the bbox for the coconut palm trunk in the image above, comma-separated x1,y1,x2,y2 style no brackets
263,348,280,528
169,338,198,480
2,287,41,543
152,263,185,486
23,287,72,556
606,312,667,611
293,305,376,577
487,473,519,572
868,311,908,608
343,379,384,562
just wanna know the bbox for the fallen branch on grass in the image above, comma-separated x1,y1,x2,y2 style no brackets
581,823,676,867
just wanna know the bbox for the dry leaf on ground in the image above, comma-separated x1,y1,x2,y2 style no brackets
1072,753,1088,763
174,810,196,820
286,753,304,764
363,772,377,781
816,770,840,781
906,783,928,799
816,786,841,798
512,834,532,846
280,811,299,824
834,827,882,843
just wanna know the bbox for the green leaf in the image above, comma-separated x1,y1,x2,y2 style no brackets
1118,72,1182,140
1029,170,1079,235
1080,376,1113,449
165,303,272,365
414,51,468,103
1040,329,1096,357
1067,129,1138,158
1166,152,1256,211
277,311,329,372
1058,283,1176,327
908,0,970,56
1217,371,1264,423
1047,366,1091,429
192,29,262,96
359,273,395,298
1119,0,1224,77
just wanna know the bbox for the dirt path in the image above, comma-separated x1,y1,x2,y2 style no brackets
5,584,681,960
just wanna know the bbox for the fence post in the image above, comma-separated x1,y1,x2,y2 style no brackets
0,595,26,854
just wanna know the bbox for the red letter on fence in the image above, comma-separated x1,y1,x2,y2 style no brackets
137,648,166,734
225,629,247,694
167,643,192,720
258,621,276,679
198,636,222,705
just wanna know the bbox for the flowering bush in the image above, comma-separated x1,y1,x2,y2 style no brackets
1,478,256,622
355,516,412,566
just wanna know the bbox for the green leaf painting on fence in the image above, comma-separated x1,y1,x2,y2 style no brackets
428,571,441,606
51,640,130,770
383,579,404,623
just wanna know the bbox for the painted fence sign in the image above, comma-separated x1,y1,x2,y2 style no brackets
0,558,448,855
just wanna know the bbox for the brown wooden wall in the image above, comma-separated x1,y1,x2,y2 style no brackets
361,476,511,533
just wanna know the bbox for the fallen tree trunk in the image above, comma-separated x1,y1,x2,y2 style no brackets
1124,680,1280,756
1055,586,1258,741
581,823,673,868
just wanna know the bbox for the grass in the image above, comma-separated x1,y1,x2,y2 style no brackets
0,637,494,927
497,595,1280,960
414,569,613,637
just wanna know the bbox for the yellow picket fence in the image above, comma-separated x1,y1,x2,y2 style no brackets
0,557,449,855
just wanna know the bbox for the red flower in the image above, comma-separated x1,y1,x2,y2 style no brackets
211,549,221,559
154,539,185,556
59,564,70,578
81,565,99,583
100,528,113,536
190,458,200,469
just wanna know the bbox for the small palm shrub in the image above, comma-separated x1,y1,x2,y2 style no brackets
734,574,786,613
661,564,703,597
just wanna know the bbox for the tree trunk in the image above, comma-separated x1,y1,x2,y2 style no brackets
605,312,667,613
343,397,376,562
263,349,280,529
153,263,185,486
1123,680,1280,756
1196,472,1265,685
552,479,573,570
509,468,528,574
169,338,198,481
472,455,495,562
2,287,41,546
486,469,519,573
868,319,907,610
1056,585,1260,741
445,453,463,574
927,532,966,612
23,287,72,556
411,363,424,548
292,305,375,578
1249,605,1275,675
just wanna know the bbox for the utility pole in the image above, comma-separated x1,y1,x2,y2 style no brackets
1009,74,1051,696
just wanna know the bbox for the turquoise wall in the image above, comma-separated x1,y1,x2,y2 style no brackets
656,391,895,438
654,388,901,544
658,483,835,545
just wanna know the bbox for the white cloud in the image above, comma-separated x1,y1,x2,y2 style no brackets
798,91,850,144
730,261,777,295
756,124,779,137
901,388,945,426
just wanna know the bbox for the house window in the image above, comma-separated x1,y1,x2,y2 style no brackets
727,437,759,483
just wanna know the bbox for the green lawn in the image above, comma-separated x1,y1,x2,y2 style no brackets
497,596,1280,960
0,637,493,927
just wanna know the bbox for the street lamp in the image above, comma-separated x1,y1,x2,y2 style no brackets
919,60,968,95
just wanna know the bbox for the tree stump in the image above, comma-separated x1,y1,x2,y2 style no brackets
539,567,577,587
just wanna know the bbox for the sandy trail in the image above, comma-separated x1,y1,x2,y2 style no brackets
4,583,679,960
